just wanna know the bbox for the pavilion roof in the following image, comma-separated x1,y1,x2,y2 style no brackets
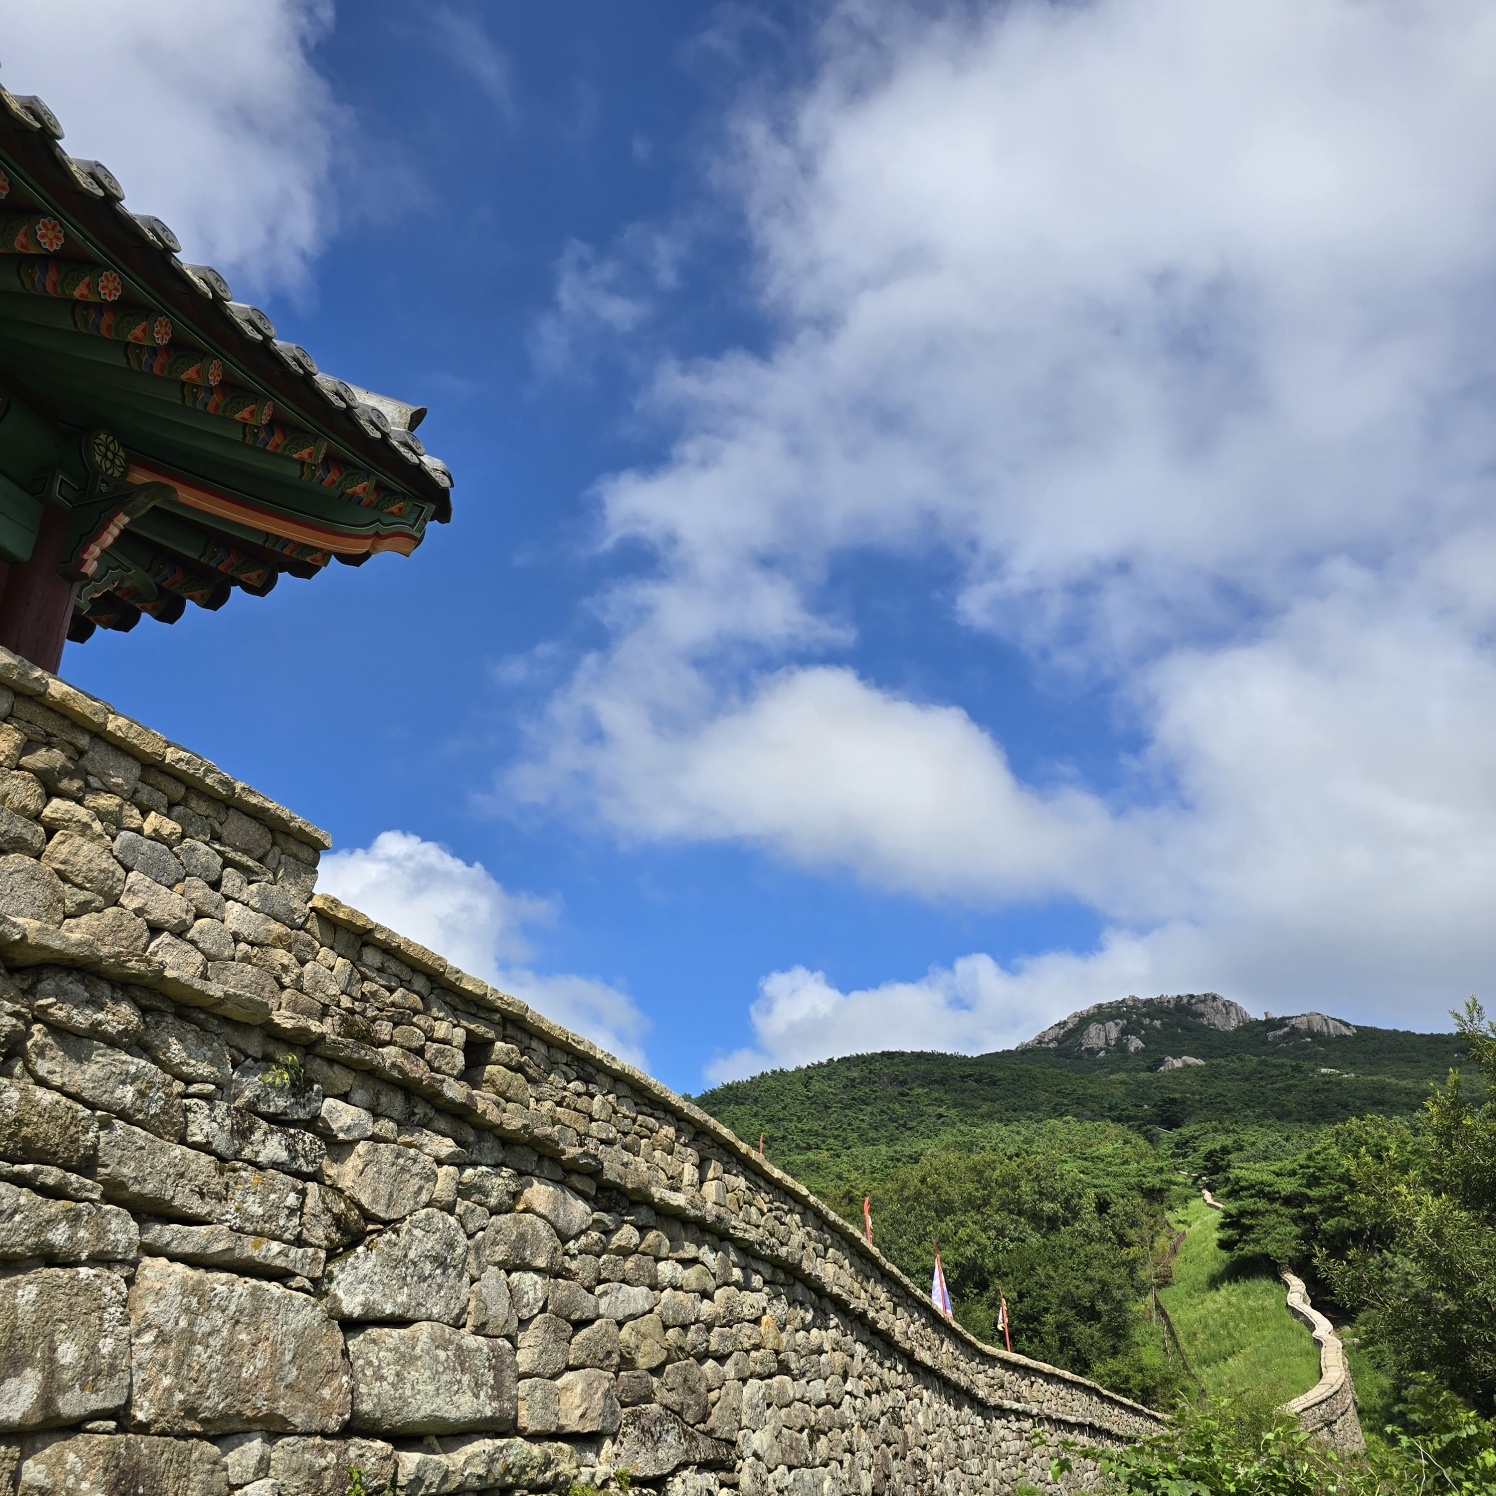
0,85,453,642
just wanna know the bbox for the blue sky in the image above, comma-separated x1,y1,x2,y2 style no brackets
11,0,1496,1092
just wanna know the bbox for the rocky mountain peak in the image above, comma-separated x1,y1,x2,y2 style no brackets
1019,991,1254,1051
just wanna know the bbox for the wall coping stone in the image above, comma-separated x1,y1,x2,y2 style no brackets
0,645,330,853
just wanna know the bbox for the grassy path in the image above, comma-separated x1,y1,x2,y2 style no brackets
1156,1197,1321,1410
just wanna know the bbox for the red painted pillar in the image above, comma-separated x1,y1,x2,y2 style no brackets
0,506,76,672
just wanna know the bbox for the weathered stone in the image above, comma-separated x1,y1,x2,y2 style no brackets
41,835,125,904
96,1119,304,1243
245,881,309,930
477,1064,531,1108
482,1213,561,1274
219,808,274,861
568,1316,621,1371
63,906,150,954
17,746,79,797
0,1161,99,1201
233,1108,326,1177
323,1207,468,1323
128,1258,350,1433
0,769,47,819
24,1024,182,1139
506,1271,547,1322
112,829,186,890
516,1177,592,1241
658,1287,699,1328
119,871,195,935
224,901,289,949
0,1268,130,1429
704,1379,743,1439
549,1276,600,1321
0,856,64,926
232,1058,323,1121
218,1429,271,1485
661,1359,711,1424
178,841,223,887
317,1096,373,1140
619,1312,668,1371
187,918,235,962
467,1268,517,1337
182,1098,235,1159
516,1378,558,1436
301,1181,365,1252
596,1281,656,1323
612,1405,732,1479
347,1323,517,1435
555,1368,620,1435
267,1435,395,1496
17,1432,227,1495
334,1141,437,1221
396,1436,580,1496
0,1181,137,1262
29,969,141,1046
40,798,107,842
456,1165,514,1213
0,1077,96,1169
138,1221,324,1279
139,1010,232,1086
80,739,142,798
0,807,44,856
516,1313,572,1377
208,961,281,1004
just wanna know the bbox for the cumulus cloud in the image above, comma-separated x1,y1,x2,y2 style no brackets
319,832,650,1068
513,0,1496,1066
0,0,343,289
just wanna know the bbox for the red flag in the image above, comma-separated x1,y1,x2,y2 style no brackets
758,1133,764,1159
863,1196,873,1245
997,1291,1012,1353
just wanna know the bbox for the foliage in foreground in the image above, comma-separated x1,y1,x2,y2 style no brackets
1051,1394,1496,1496
1213,1000,1496,1415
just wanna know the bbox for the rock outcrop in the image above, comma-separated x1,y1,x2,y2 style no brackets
1023,992,1253,1050
1268,1012,1356,1041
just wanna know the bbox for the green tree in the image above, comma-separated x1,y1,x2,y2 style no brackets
1324,1000,1496,1413
842,1142,1177,1397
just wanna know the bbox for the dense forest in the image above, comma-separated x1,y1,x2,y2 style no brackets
695,995,1496,1492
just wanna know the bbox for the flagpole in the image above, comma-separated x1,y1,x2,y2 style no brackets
863,1196,873,1246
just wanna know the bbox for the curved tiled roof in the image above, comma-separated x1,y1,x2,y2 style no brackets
0,83,454,645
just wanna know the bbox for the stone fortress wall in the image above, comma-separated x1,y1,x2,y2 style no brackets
1279,1273,1364,1453
1199,1191,1363,1451
0,647,1164,1496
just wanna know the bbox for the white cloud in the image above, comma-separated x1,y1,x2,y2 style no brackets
531,229,680,377
706,936,1189,1083
318,832,650,1068
513,0,1496,1068
0,0,343,290
427,8,516,120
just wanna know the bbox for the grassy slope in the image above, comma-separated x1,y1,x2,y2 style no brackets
1159,1199,1321,1410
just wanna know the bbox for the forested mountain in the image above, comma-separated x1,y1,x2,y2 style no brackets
695,993,1470,1194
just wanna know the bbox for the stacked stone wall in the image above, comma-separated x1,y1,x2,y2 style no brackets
0,648,1164,1496
1280,1273,1364,1453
